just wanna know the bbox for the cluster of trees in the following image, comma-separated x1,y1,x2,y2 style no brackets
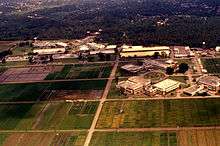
166,63,189,75
0,1,219,47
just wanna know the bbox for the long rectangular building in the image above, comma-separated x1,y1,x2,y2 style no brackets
120,45,170,57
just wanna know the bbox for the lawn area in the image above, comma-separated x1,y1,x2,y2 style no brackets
0,103,45,130
0,133,9,146
97,99,220,128
0,132,87,146
0,61,28,67
12,46,32,55
34,101,99,130
90,131,177,146
201,58,220,74
45,64,113,80
174,59,193,66
107,80,127,99
168,76,189,84
0,80,107,101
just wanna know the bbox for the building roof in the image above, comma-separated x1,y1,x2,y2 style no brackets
153,79,180,90
122,45,170,52
197,75,220,87
117,76,151,90
174,46,191,57
121,64,143,73
106,45,117,49
183,85,204,96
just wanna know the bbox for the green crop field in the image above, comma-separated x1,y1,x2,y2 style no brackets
34,101,99,130
97,99,220,129
0,132,87,146
45,64,112,80
0,103,45,130
202,58,220,74
0,133,9,146
107,80,127,99
0,80,107,101
90,131,177,146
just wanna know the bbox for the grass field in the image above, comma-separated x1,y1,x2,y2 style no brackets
45,64,112,80
201,58,220,74
0,80,107,101
168,76,189,84
34,102,99,130
0,132,87,146
90,131,177,146
0,103,45,130
97,99,220,128
107,80,127,99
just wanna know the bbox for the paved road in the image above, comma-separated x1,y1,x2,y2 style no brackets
84,57,119,146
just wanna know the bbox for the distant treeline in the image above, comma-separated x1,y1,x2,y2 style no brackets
0,0,219,47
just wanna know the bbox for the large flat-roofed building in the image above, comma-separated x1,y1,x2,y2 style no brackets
173,46,194,58
117,76,151,95
120,45,170,57
197,75,220,92
153,79,180,95
33,48,66,55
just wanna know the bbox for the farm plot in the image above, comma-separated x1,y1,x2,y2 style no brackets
177,129,220,146
97,99,220,129
0,83,49,101
45,64,113,80
1,132,87,146
0,103,45,130
201,58,220,74
0,80,107,102
34,101,99,130
0,66,63,83
107,79,127,99
90,131,177,146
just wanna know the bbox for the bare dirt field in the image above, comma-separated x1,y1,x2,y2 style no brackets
177,129,220,146
51,90,103,100
0,66,63,83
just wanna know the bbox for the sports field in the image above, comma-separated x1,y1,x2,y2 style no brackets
97,99,220,128
0,132,87,146
0,80,107,101
201,58,220,74
90,131,177,146
45,64,112,80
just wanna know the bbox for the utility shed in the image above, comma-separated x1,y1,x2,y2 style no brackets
153,79,180,94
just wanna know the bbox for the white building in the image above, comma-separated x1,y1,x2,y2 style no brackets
120,45,170,57
33,48,66,55
153,79,180,95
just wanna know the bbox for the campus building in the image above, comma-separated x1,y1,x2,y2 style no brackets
33,48,66,55
197,75,220,92
117,76,151,95
152,79,180,95
173,46,194,58
120,45,170,57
